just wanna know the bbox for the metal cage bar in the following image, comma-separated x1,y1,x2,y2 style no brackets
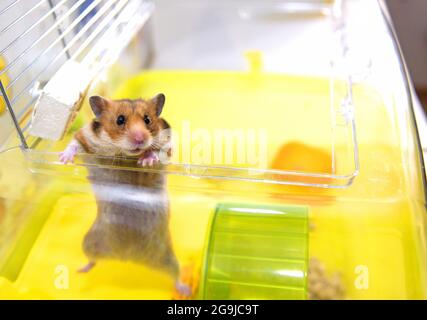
0,0,154,151
0,80,28,148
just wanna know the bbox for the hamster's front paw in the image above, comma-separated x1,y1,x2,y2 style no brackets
137,150,160,167
59,144,78,164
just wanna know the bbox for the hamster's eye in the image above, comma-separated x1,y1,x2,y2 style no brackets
116,115,126,126
143,114,151,125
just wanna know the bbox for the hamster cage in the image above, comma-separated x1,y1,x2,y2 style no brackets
0,0,426,299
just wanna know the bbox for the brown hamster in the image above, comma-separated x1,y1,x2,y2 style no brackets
60,94,190,296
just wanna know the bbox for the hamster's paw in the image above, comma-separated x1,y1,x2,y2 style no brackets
77,261,96,273
59,144,78,164
175,281,192,298
137,150,160,167
59,151,75,164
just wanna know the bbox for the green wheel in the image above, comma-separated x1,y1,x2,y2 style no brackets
201,203,309,300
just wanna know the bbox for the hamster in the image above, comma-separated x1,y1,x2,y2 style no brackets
59,94,190,296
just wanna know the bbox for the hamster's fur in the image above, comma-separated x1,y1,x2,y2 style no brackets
60,94,190,295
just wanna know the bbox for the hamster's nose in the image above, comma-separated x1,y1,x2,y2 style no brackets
131,131,145,145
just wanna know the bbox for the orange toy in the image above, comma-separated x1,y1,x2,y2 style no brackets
270,142,336,200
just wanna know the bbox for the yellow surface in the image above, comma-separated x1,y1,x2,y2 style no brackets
7,191,211,299
3,176,423,299
0,70,426,299
111,71,338,170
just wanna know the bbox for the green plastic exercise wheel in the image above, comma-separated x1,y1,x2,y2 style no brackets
200,203,309,299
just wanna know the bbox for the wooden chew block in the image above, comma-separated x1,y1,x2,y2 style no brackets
29,60,92,141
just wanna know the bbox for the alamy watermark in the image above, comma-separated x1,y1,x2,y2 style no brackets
157,121,268,174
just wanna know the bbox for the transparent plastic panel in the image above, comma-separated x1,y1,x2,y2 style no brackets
19,0,359,188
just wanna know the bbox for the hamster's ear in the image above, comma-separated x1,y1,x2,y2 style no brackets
89,96,108,117
150,93,165,116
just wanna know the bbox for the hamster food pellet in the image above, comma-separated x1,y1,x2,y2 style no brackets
308,257,345,300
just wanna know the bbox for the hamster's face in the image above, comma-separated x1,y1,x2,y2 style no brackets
89,95,165,156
